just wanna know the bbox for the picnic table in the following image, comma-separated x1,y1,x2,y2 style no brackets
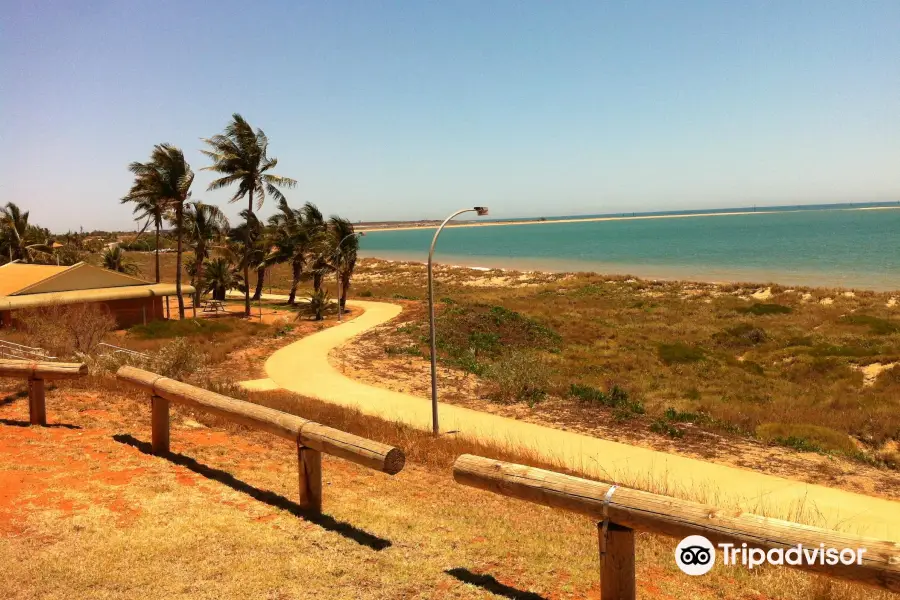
202,300,227,314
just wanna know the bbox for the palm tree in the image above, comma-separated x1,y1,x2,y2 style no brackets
0,203,52,263
268,199,310,305
203,257,240,301
121,194,165,282
101,246,140,276
326,216,361,310
181,201,228,305
296,289,336,321
251,220,276,301
123,144,194,318
226,209,269,301
202,114,296,316
301,202,329,293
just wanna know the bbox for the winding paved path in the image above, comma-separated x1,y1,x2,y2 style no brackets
250,294,900,541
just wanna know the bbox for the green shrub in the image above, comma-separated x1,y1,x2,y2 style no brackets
650,419,684,438
738,360,765,376
358,290,373,298
484,351,550,406
435,303,559,373
807,343,879,358
663,407,706,424
756,423,856,454
384,344,422,357
569,383,644,414
714,323,766,346
785,335,814,347
657,342,705,364
296,289,337,321
840,314,900,335
129,318,232,339
737,303,792,316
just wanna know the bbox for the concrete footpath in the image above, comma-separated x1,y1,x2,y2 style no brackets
246,294,900,542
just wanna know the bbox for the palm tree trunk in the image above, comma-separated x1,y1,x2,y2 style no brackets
253,266,265,300
154,226,161,283
313,271,323,293
244,192,252,317
288,261,301,305
175,204,185,320
194,243,204,307
340,271,351,309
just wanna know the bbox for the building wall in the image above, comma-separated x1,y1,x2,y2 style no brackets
0,296,166,329
100,296,165,328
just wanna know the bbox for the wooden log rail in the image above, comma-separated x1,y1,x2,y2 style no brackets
116,366,405,512
0,359,88,426
453,454,900,598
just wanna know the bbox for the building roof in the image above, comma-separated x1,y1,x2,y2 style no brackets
0,262,195,310
0,283,194,311
0,264,70,296
0,262,149,296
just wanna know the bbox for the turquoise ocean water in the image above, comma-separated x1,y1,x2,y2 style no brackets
359,206,900,291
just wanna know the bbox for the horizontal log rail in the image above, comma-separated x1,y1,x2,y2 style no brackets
117,366,405,512
0,358,88,426
453,454,900,597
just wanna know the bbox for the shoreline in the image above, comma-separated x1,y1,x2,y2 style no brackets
360,205,900,232
359,252,900,293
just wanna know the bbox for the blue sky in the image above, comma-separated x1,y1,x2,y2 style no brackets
2,0,898,231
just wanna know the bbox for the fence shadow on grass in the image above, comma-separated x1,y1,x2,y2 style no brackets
445,568,548,600
0,389,28,407
112,433,392,551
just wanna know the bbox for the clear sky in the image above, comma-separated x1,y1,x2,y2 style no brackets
2,0,898,232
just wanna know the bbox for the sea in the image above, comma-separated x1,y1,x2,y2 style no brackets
358,203,900,291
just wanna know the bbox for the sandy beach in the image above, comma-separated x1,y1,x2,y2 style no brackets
360,205,900,232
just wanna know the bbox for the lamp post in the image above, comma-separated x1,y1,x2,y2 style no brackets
335,231,365,322
428,206,489,435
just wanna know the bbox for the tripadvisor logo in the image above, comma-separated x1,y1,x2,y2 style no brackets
675,535,868,575
675,535,716,575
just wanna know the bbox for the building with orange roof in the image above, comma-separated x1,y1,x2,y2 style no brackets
0,262,195,327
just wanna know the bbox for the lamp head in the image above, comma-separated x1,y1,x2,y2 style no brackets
474,206,490,216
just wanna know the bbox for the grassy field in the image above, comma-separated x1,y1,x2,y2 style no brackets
1,374,894,600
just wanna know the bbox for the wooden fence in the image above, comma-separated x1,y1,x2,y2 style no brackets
117,366,405,512
0,358,87,426
453,454,900,598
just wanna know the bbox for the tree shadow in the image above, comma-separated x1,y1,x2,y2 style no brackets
0,418,81,429
445,568,548,600
112,433,391,551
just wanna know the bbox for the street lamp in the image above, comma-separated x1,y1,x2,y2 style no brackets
336,231,365,322
428,206,489,435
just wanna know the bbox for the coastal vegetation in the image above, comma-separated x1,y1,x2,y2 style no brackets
322,259,900,471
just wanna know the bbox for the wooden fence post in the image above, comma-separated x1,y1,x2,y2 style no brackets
297,443,322,513
28,377,46,426
151,395,170,454
600,523,636,600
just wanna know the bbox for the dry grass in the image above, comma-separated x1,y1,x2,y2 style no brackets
0,376,894,599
